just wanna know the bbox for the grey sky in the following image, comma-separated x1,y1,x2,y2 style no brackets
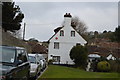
15,2,118,41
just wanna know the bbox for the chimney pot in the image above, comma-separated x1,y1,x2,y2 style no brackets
64,13,72,17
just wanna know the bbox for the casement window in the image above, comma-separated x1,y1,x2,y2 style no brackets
60,30,64,36
52,56,60,62
54,42,59,49
71,31,75,37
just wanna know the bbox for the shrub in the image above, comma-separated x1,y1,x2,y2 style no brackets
109,60,120,72
97,61,111,72
48,59,54,65
70,45,88,69
91,59,99,72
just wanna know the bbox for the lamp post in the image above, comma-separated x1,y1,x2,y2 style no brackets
23,23,26,40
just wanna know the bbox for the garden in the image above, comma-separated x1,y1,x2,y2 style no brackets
39,65,119,79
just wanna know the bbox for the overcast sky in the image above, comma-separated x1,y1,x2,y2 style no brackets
14,1,118,41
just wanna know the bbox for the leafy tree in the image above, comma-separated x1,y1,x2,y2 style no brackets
94,31,99,38
2,2,24,32
70,45,88,69
114,26,120,42
103,30,107,33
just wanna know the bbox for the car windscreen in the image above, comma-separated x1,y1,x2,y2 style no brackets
39,56,44,60
0,47,15,63
28,56,36,63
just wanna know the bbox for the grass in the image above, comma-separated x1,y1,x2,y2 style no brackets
39,65,120,79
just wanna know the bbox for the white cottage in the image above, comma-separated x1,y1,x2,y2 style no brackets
48,13,87,64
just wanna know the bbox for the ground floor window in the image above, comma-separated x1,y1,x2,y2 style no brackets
52,56,60,62
54,42,59,49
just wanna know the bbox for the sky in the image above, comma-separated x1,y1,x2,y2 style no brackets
13,1,118,41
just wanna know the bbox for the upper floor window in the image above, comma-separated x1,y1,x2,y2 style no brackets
71,31,75,37
60,30,64,36
54,42,59,49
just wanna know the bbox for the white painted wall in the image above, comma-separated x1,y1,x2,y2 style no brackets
107,54,116,60
48,15,87,64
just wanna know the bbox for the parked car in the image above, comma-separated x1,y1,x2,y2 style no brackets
37,54,47,71
0,45,30,80
28,54,41,79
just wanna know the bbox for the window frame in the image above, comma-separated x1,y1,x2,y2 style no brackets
60,30,64,36
71,31,75,37
52,56,60,62
16,49,27,63
54,42,59,49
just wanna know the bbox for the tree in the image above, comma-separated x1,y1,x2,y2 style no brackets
70,45,88,69
2,2,24,32
103,30,107,33
94,31,99,38
114,26,120,42
71,16,87,35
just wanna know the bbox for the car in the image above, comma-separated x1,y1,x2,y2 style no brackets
0,45,30,80
37,54,47,71
28,54,41,79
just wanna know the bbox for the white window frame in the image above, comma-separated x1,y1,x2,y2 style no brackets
71,31,75,37
60,30,64,36
54,42,59,49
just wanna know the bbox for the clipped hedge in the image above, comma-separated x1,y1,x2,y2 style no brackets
97,61,111,72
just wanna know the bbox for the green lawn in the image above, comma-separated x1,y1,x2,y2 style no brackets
39,65,120,79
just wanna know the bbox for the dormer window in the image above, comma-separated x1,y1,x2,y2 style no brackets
60,30,64,36
71,31,75,37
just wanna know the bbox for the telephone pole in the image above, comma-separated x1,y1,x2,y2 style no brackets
23,23,26,40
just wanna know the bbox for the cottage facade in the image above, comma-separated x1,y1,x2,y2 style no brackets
48,13,87,64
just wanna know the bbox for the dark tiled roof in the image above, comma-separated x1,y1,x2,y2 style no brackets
87,46,110,57
32,44,48,54
98,42,120,49
112,48,120,58
87,45,120,58
27,42,48,54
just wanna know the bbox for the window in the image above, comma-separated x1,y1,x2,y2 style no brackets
17,49,27,63
71,31,75,37
28,56,36,63
60,30,64,36
1,47,15,63
53,56,60,62
54,42,59,49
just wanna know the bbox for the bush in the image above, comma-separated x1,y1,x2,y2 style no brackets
109,60,120,72
97,61,111,72
91,59,99,72
48,59,54,65
70,45,88,69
